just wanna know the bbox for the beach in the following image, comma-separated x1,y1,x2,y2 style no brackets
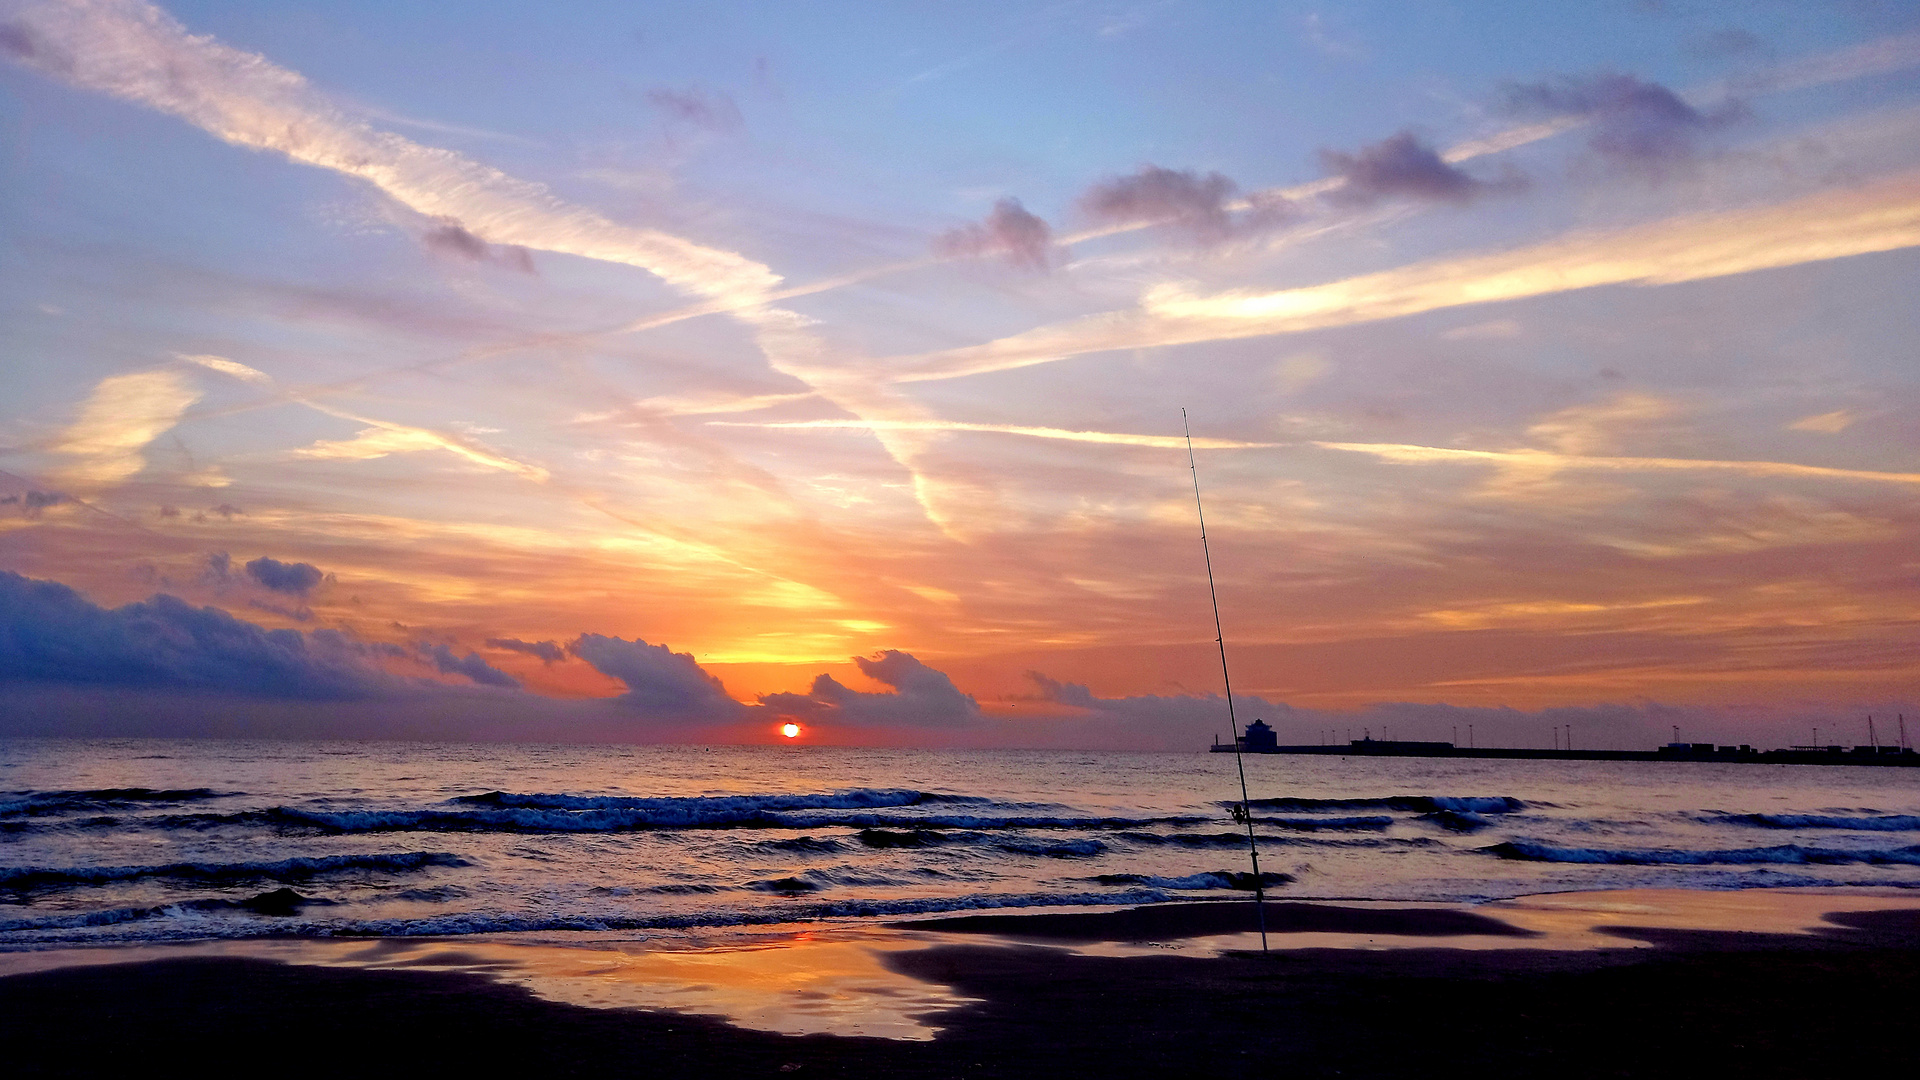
7,889,1920,1078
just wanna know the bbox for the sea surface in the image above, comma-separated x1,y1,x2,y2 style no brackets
4,738,1919,952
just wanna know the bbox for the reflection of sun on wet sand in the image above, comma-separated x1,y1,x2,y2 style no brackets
300,935,979,1040
7,888,1920,1077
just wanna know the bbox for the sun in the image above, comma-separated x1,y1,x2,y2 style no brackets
781,722,801,739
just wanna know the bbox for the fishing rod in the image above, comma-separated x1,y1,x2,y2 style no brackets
1183,409,1269,953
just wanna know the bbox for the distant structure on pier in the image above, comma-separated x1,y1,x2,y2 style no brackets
1229,718,1277,753
1209,724,1919,767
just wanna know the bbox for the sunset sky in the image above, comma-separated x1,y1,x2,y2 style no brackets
3,0,1917,748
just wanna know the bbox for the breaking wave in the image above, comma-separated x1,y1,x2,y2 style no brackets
1421,810,1496,832
0,888,1180,945
453,788,989,812
0,788,233,817
1243,796,1526,814
1118,831,1440,850
1094,870,1294,890
0,851,469,891
1708,813,1920,832
1251,815,1393,831
162,800,1207,836
1486,841,1920,867
850,828,1109,857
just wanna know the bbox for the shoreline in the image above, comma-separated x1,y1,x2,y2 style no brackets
7,886,1920,1077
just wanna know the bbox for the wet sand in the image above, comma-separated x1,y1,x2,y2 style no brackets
6,891,1919,1078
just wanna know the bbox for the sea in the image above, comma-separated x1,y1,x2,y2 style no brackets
5,739,1920,953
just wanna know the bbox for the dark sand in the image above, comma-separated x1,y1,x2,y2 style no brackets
6,901,1919,1079
897,898,1540,941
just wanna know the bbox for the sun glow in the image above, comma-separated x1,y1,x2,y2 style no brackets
781,723,801,739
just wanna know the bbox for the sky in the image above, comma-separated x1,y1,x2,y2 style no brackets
2,0,1918,749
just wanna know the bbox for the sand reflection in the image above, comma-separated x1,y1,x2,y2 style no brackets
302,934,980,1040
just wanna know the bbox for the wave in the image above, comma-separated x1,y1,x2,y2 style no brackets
1486,840,1920,867
747,865,937,894
0,905,178,933
1709,813,1920,833
180,887,334,916
1118,830,1440,850
853,827,1106,858
0,851,470,891
453,788,989,813
747,876,820,893
1251,815,1393,831
1120,831,1276,848
0,888,1184,944
0,788,232,818
205,805,1205,836
0,889,325,932
1094,871,1294,891
761,836,845,853
857,828,945,848
391,885,467,902
1243,796,1525,814
800,812,1204,831
994,837,1106,858
1420,810,1495,832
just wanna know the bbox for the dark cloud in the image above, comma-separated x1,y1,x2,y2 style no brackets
0,22,35,57
933,198,1054,271
248,598,315,623
1319,131,1511,206
1079,165,1287,241
421,218,537,273
211,504,244,519
1500,73,1743,174
0,21,61,69
0,572,394,700
244,556,325,597
417,642,521,689
646,86,743,132
423,220,488,260
487,637,566,664
760,650,979,728
2,491,64,515
568,633,743,720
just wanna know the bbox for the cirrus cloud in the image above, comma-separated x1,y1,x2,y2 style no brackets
47,370,201,490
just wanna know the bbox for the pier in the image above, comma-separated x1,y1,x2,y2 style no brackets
1210,733,1920,767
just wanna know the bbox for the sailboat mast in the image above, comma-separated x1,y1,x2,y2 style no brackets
1183,409,1269,952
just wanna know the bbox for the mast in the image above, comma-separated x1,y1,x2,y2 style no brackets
1183,409,1269,952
